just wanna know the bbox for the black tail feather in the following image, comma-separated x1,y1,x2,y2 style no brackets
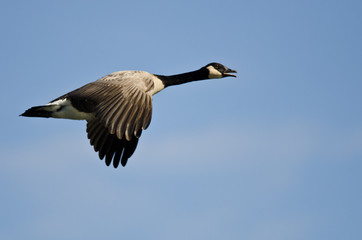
20,106,53,118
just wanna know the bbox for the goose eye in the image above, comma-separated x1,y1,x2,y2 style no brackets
213,64,220,70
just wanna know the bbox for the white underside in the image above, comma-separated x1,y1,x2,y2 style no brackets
48,99,94,121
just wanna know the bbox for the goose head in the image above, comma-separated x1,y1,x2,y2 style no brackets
204,62,237,79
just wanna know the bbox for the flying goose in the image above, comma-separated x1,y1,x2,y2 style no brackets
21,63,237,168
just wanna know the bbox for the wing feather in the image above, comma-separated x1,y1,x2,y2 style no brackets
77,71,154,167
87,119,141,167
142,95,153,129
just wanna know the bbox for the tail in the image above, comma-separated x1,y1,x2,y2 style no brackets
20,105,60,118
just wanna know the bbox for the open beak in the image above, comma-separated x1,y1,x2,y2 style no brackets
224,68,237,77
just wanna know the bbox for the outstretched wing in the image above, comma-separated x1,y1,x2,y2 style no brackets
55,71,154,167
86,119,139,167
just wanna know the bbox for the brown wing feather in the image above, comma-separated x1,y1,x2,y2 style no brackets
86,119,140,167
61,71,155,167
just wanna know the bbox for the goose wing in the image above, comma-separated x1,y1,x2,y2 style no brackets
86,118,139,168
58,71,154,167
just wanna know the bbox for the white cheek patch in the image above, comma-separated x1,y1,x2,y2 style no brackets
206,66,223,79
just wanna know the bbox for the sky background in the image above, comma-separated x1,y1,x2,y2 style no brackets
1,0,361,239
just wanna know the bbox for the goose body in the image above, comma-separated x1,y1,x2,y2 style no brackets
21,63,237,168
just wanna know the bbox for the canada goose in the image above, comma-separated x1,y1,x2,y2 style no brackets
21,62,237,168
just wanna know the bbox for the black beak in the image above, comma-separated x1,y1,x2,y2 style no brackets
224,68,237,77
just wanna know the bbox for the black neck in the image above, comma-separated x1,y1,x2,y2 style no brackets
155,68,209,87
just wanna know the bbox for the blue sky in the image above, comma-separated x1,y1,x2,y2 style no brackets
1,0,361,239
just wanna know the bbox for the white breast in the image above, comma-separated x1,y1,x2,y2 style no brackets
149,75,165,95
